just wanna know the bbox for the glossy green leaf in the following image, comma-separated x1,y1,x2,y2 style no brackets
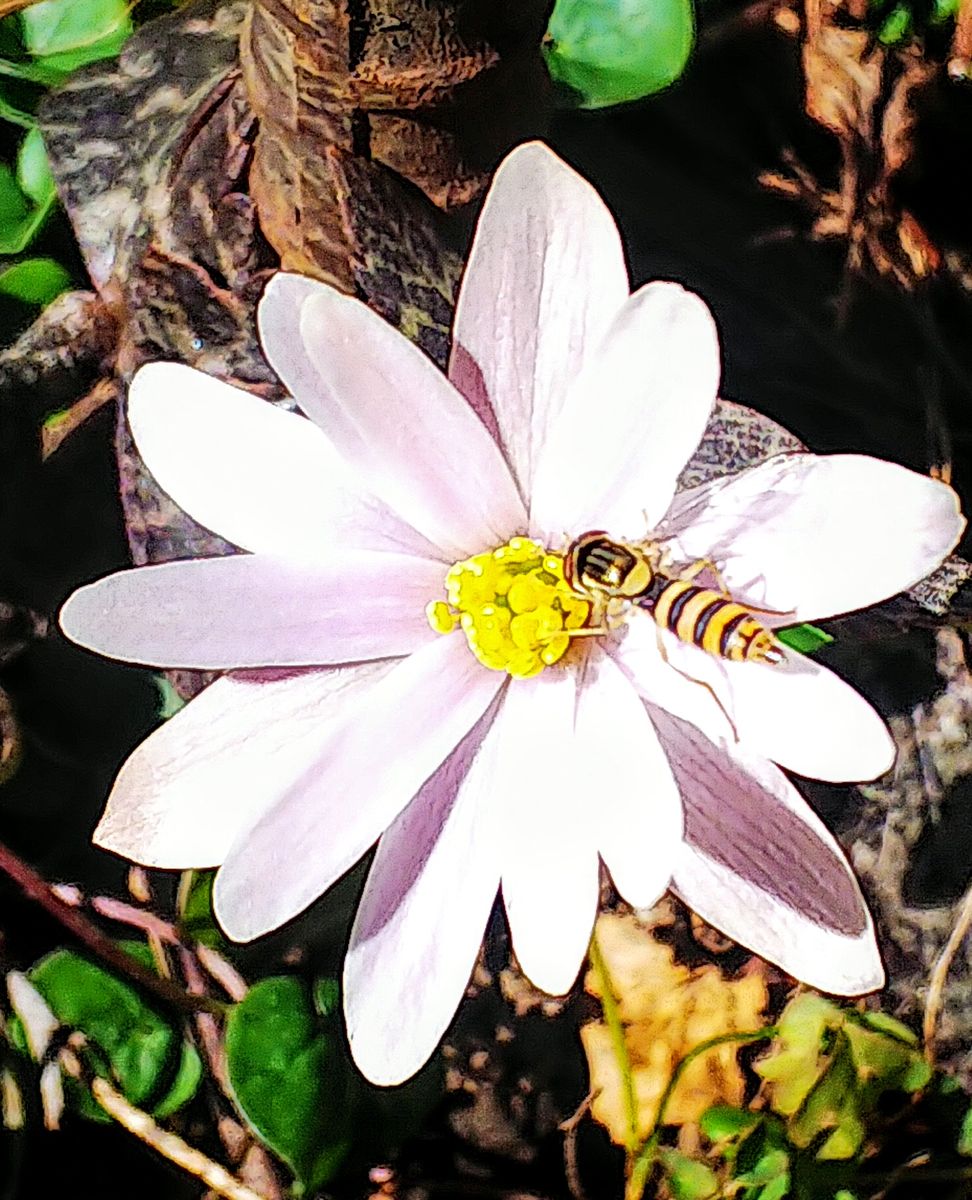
23,950,201,1121
314,977,341,1020
0,257,70,305
226,977,351,1193
16,128,53,205
0,162,28,228
0,93,34,128
177,870,224,948
659,1148,719,1200
544,0,694,109
700,1105,761,1144
153,1039,204,1120
0,137,56,255
0,56,65,86
20,0,132,70
735,1146,790,1192
776,623,834,654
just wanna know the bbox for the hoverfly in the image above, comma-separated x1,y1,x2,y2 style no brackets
563,531,784,665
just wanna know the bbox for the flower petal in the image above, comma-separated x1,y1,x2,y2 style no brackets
450,141,629,502
663,454,965,620
261,280,526,559
494,670,601,995
344,704,502,1086
610,616,734,746
531,281,720,540
576,652,683,909
653,707,884,994
213,635,504,941
659,635,895,783
93,663,393,868
128,362,437,560
60,552,444,668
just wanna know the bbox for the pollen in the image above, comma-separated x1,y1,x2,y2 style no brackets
426,537,591,678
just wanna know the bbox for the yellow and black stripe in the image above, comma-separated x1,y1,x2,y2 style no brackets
645,579,780,664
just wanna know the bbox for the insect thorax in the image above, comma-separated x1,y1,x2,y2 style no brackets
569,534,654,598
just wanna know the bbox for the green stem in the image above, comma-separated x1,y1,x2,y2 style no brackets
625,1026,780,1200
589,931,640,1154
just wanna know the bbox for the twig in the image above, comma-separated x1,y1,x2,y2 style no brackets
559,1092,593,1200
0,839,222,1015
923,877,972,1063
41,377,118,460
59,1046,270,1200
589,931,639,1154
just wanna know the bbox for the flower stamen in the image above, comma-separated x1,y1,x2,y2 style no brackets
426,537,590,678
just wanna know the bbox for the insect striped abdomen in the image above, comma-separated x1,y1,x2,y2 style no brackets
648,580,779,663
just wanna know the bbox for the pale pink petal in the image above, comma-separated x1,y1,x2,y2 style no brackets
128,362,438,560
493,670,601,995
657,634,895,782
344,704,502,1085
609,617,735,747
94,663,394,868
60,552,443,668
450,141,629,501
531,282,720,540
663,454,965,621
262,284,526,560
653,708,884,994
576,651,682,908
213,635,504,941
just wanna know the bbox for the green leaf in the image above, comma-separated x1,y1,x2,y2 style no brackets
226,977,351,1193
856,1010,918,1045
0,92,35,128
544,0,695,109
155,675,186,719
844,1018,931,1096
20,0,132,69
700,1105,761,1144
776,623,834,654
877,2,911,42
0,257,70,305
659,1148,719,1200
0,162,29,227
735,1146,790,1190
757,994,837,1116
931,0,960,22
958,1104,972,1156
313,978,341,1020
789,1031,863,1160
0,56,65,86
16,128,53,205
177,870,223,949
23,950,201,1121
0,137,56,255
153,1039,204,1120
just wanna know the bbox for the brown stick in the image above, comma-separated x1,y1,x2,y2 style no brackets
0,839,222,1015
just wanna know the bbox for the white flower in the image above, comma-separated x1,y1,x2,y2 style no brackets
60,143,964,1085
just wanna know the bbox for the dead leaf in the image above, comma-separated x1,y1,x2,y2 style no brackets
581,909,768,1143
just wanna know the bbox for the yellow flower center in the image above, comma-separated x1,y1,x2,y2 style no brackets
426,537,591,678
